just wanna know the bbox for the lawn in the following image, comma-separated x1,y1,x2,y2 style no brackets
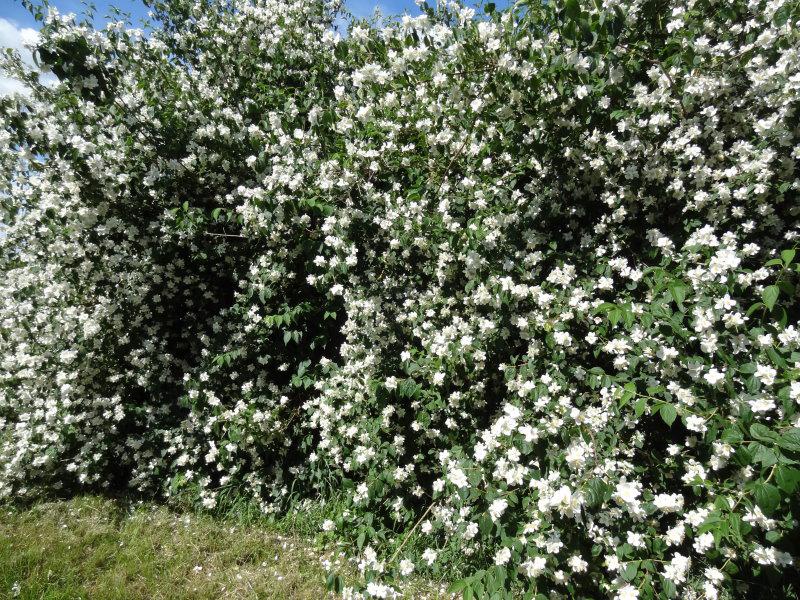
0,495,337,600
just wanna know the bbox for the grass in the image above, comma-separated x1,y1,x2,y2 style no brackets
0,495,456,600
0,495,337,600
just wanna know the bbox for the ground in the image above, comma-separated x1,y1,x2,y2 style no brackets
0,495,338,600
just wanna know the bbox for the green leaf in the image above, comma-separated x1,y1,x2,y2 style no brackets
325,574,344,593
753,482,781,515
619,382,636,407
778,280,795,297
479,513,493,535
762,285,780,311
721,427,743,444
668,282,686,308
448,579,469,595
781,249,795,266
564,0,582,20
752,443,779,467
660,404,677,426
766,348,787,370
585,478,611,508
594,302,616,313
750,424,778,444
661,576,677,598
634,397,647,418
777,428,800,453
621,560,639,582
732,445,754,466
775,466,800,493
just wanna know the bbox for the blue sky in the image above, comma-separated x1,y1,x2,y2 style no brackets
0,0,507,26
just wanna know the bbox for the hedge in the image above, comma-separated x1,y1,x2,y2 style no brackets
1,0,799,598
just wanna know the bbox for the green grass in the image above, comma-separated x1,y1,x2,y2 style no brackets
0,495,455,600
0,495,338,599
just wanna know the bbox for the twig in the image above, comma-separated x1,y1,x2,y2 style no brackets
204,232,248,239
389,500,436,564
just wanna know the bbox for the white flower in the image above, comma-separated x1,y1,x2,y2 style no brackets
685,415,707,433
489,498,508,521
667,444,681,456
615,585,639,600
704,368,725,386
662,553,691,585
541,485,580,516
565,443,586,469
366,582,392,598
790,381,800,403
399,558,415,576
653,493,684,513
703,582,719,600
519,425,539,442
520,556,547,577
421,548,437,566
613,480,642,506
705,567,724,584
665,524,685,546
693,532,714,554
754,363,777,386
751,544,791,566
605,554,621,572
568,554,588,572
494,547,511,565
3,3,799,598
448,467,469,489
626,531,645,549
748,395,776,413
743,505,777,530
553,331,573,346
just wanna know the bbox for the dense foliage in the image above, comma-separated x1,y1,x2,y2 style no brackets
2,0,800,598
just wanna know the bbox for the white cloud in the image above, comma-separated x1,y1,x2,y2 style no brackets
0,17,44,96
0,76,30,96
0,17,39,65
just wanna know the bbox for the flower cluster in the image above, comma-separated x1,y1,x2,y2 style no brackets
1,0,799,598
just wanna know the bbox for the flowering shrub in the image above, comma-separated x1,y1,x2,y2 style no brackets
2,0,800,598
